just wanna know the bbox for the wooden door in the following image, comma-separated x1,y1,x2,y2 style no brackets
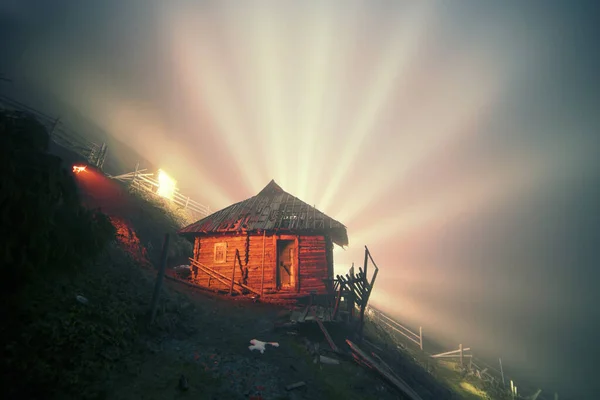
277,240,296,289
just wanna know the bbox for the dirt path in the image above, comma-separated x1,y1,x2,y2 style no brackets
103,281,401,400
106,285,305,400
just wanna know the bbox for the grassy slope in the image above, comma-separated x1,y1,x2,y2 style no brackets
3,180,514,399
360,319,514,400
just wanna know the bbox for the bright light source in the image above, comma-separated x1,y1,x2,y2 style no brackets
157,169,177,199
73,165,87,174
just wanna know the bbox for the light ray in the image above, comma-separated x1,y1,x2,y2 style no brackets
335,55,506,224
251,7,288,187
350,149,555,246
318,2,436,212
295,4,336,200
166,12,263,194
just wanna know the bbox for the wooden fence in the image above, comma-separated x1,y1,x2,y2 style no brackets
109,166,211,219
367,309,553,399
0,95,108,168
367,305,423,350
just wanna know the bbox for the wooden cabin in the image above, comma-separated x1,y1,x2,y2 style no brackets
178,180,348,297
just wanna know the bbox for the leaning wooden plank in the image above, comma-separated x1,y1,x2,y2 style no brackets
371,352,399,379
164,274,216,294
285,381,306,391
363,338,383,352
431,348,471,358
189,258,260,295
346,340,423,400
317,320,339,353
189,259,243,294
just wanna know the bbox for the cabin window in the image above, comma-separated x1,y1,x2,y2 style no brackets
214,242,227,263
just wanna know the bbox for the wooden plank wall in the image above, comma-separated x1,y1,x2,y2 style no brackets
191,233,331,295
192,234,277,292
298,235,329,295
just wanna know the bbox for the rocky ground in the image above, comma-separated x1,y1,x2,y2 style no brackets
102,276,414,400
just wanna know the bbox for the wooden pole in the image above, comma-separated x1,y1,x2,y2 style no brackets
133,161,140,187
230,252,237,295
260,231,266,296
49,117,61,138
499,358,505,387
363,246,369,280
149,233,170,324
459,344,463,367
419,326,423,351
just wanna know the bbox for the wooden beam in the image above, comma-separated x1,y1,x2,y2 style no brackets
148,234,170,324
260,231,266,296
346,340,423,400
190,259,242,294
363,249,368,282
317,320,339,353
229,251,237,295
189,258,261,295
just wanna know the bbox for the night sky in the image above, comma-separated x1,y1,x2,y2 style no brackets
2,1,599,398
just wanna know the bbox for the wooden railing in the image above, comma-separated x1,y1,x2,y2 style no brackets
367,306,423,350
0,95,108,168
109,168,211,218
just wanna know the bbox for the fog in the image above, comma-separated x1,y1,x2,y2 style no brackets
2,1,599,398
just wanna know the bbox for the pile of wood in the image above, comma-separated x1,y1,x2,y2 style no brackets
332,246,379,335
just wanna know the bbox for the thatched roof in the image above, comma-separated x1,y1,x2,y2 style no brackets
178,180,349,246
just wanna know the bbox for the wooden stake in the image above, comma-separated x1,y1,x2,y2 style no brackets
260,231,266,296
149,233,170,324
363,246,369,280
49,117,61,136
229,252,236,295
317,320,339,353
459,344,463,367
499,358,505,387
419,326,423,351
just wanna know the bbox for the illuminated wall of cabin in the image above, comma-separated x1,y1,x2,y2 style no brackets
191,233,333,296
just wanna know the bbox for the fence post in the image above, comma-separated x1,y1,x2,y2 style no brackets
133,161,140,187
49,117,60,136
459,344,463,367
149,233,171,324
499,358,505,387
185,196,190,209
230,253,236,295
419,326,423,351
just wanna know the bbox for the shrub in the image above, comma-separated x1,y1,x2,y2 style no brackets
0,110,115,300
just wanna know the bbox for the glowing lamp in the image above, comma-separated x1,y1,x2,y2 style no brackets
73,165,87,174
157,169,176,199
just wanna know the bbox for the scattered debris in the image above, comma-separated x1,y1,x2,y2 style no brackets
75,295,88,305
285,381,306,391
248,339,280,354
319,355,340,365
